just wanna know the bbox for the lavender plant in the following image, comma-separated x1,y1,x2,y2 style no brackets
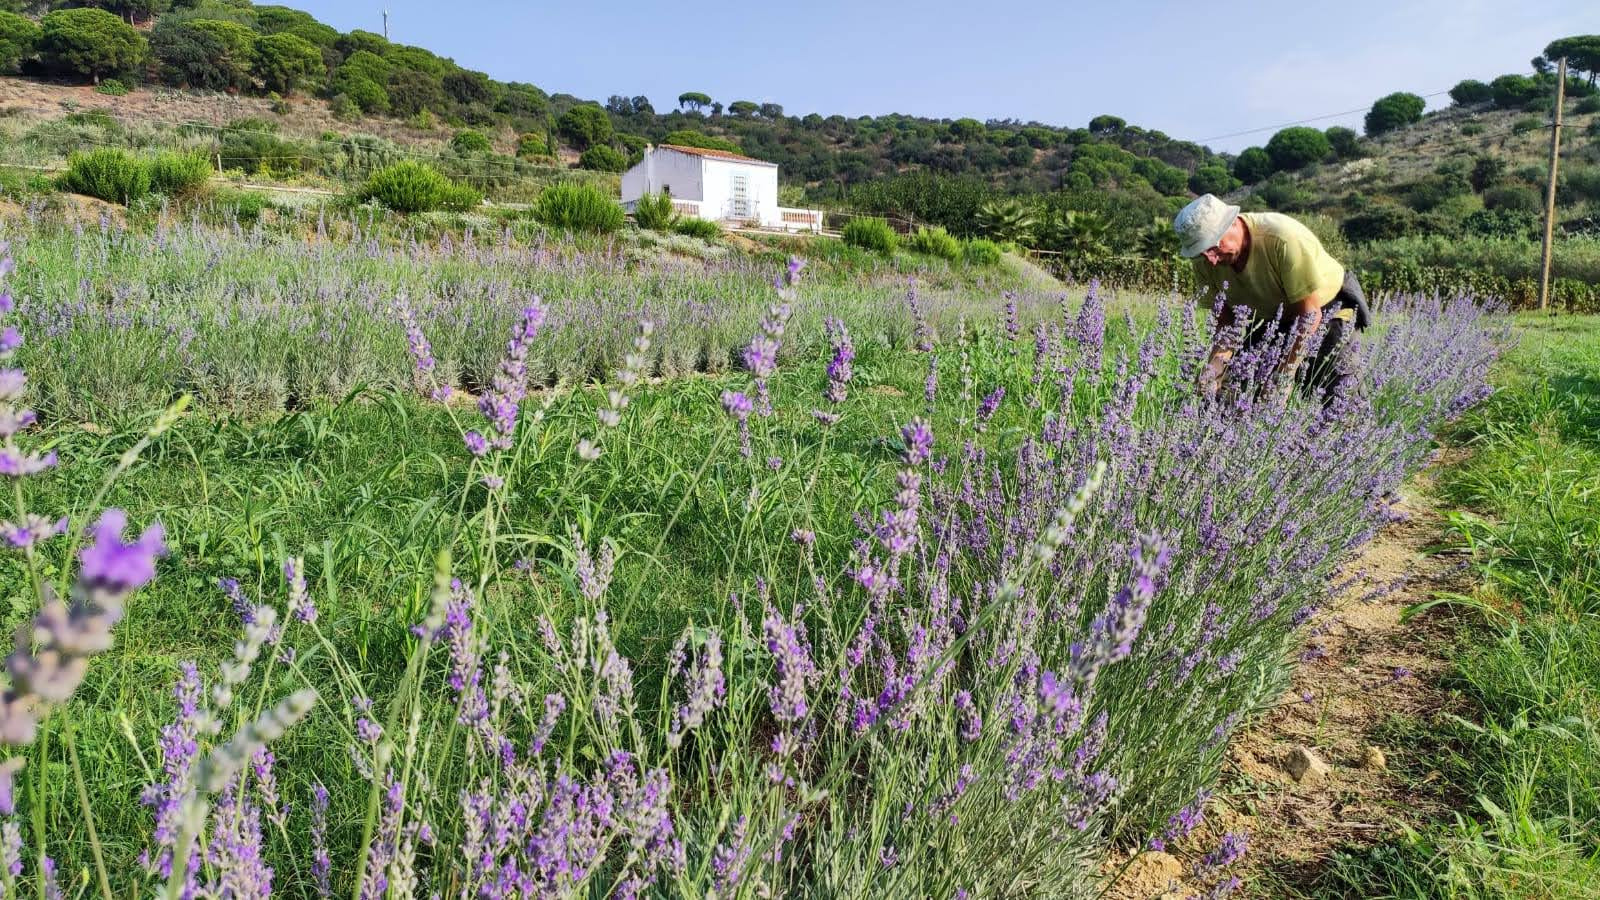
0,228,1508,900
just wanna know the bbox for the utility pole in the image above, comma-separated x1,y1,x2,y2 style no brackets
1538,57,1566,312
382,9,390,40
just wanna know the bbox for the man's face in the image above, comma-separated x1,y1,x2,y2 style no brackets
1201,219,1246,267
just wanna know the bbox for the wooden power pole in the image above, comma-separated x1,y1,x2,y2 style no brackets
1538,57,1566,311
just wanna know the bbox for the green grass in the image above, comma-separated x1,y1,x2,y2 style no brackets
1321,314,1600,898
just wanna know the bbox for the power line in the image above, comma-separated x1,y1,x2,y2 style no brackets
1195,90,1455,145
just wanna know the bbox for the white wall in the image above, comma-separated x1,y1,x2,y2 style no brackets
700,158,781,226
620,148,705,204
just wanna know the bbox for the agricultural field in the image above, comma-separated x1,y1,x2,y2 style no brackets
0,192,1534,899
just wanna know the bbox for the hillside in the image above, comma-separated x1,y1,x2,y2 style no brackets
0,2,1596,301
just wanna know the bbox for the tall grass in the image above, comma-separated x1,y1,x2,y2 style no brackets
1323,314,1600,898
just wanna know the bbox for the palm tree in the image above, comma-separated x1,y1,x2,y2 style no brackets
1137,216,1182,260
975,198,1039,246
1047,209,1111,266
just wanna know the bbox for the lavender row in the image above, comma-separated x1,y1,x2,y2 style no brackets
0,239,1504,898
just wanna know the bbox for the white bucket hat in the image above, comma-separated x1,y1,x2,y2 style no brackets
1173,194,1240,258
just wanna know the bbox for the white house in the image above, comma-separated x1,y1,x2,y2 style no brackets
620,144,822,233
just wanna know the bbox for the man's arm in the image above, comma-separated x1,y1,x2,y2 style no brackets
1197,302,1238,398
1275,295,1323,378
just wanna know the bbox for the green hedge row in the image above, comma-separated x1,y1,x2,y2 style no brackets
1054,256,1600,313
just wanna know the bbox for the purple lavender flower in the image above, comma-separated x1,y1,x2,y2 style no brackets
283,557,316,624
310,781,331,899
763,608,816,727
79,509,167,592
475,300,547,451
901,418,933,465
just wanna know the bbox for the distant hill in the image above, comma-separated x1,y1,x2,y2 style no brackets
0,3,1596,265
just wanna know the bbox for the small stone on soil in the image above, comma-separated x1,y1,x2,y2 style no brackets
1284,745,1331,785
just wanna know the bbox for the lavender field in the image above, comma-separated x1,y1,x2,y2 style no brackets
0,217,1504,898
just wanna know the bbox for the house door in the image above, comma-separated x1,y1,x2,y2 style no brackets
729,174,751,219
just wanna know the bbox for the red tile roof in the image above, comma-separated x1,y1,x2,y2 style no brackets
656,144,777,166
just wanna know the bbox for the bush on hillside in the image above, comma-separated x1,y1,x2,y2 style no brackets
1462,208,1538,239
450,129,493,154
358,161,481,213
1364,92,1426,135
1266,127,1331,171
1231,147,1272,184
516,133,550,159
253,31,322,95
1511,116,1543,135
1403,173,1472,212
94,77,128,96
59,148,151,204
632,192,675,231
557,104,612,151
963,237,1003,266
535,182,625,233
661,130,741,153
37,8,145,83
1491,75,1543,109
1577,95,1600,115
1324,126,1361,160
841,217,897,255
1449,79,1493,106
0,11,39,75
1188,164,1238,196
907,225,961,260
673,217,721,240
1482,184,1541,214
1470,156,1506,193
1341,203,1418,244
1559,167,1600,205
577,144,628,173
146,151,212,197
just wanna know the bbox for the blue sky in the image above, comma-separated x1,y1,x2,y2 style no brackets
291,0,1593,152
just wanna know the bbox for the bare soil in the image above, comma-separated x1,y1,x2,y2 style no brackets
1105,448,1475,899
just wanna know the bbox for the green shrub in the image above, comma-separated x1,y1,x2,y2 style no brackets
1266,127,1331,171
1577,95,1600,115
1449,79,1493,106
535,181,625,233
661,130,742,154
1483,184,1542,214
1559,167,1600,205
673,217,721,240
632,192,675,231
94,78,128,96
214,188,269,225
1460,122,1484,136
1512,116,1543,135
841,217,897,255
1462,208,1538,239
963,238,1003,266
59,147,150,204
906,225,961,260
1364,92,1426,136
0,11,40,75
1340,202,1418,244
358,160,481,213
450,129,493,154
37,8,145,83
146,151,211,197
329,93,361,122
516,133,550,159
578,145,628,173
1232,147,1272,184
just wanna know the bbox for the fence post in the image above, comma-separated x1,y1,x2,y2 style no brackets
1538,57,1566,312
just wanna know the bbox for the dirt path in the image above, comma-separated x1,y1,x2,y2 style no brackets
1107,449,1474,899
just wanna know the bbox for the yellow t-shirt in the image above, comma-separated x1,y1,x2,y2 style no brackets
1192,212,1346,320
